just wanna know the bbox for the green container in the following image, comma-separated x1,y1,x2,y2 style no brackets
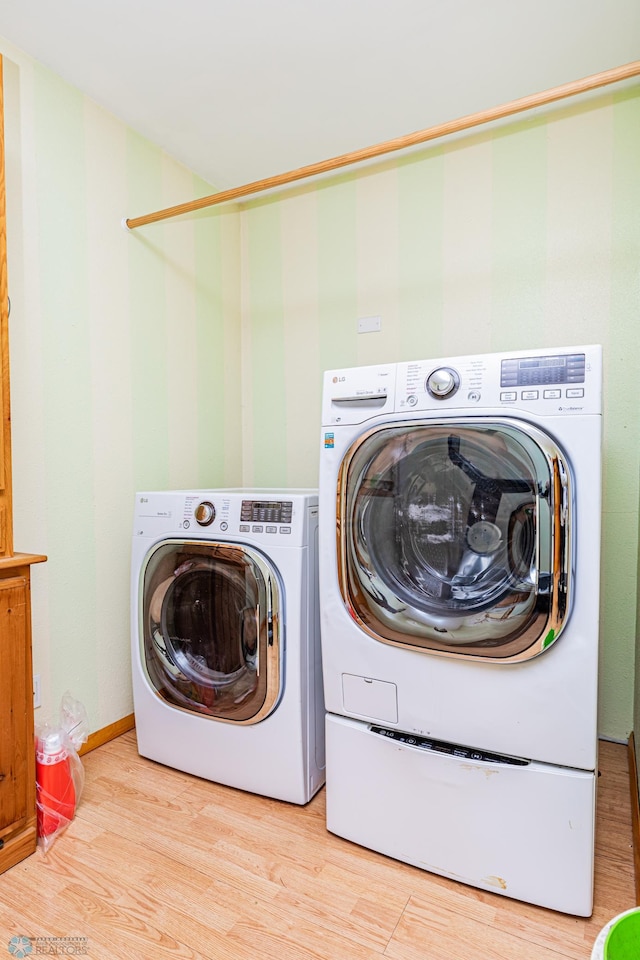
604,910,640,959
592,909,640,959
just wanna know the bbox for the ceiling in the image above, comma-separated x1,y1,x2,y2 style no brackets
1,0,639,196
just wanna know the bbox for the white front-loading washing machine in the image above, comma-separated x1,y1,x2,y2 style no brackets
131,489,325,804
319,346,602,915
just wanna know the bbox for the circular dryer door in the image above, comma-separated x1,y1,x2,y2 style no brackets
338,418,572,662
140,540,282,722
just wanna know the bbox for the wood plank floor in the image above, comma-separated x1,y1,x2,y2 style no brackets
0,733,635,959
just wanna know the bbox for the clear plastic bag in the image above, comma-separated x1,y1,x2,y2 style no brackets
35,693,89,853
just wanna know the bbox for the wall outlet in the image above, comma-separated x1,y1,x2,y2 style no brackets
357,315,382,334
33,674,41,709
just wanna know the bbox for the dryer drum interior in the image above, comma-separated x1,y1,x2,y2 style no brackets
338,419,572,661
141,540,281,722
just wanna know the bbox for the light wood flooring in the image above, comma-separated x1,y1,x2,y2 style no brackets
0,732,635,959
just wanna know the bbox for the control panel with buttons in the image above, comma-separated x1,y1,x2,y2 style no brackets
389,346,600,415
371,725,529,766
133,490,317,544
136,488,318,548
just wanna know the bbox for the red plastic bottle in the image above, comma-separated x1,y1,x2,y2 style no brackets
36,731,76,838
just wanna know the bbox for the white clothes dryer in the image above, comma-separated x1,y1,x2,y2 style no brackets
319,346,602,914
131,489,325,804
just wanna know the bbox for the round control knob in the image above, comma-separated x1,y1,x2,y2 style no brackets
194,501,215,526
426,366,460,399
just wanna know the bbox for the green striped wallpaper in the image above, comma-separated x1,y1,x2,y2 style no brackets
241,87,640,740
3,43,242,731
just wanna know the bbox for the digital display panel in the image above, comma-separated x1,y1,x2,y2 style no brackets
519,358,566,369
501,353,585,388
240,500,293,524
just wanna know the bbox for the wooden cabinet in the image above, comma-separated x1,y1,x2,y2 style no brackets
0,555,44,872
0,57,47,873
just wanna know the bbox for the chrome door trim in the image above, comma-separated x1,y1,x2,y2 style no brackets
139,538,282,723
336,417,573,663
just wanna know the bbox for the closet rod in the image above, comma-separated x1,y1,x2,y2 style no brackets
124,59,640,230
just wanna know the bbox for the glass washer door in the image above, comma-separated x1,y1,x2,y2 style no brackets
141,539,282,722
338,418,572,662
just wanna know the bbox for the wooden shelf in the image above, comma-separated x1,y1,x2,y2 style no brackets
0,552,47,570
